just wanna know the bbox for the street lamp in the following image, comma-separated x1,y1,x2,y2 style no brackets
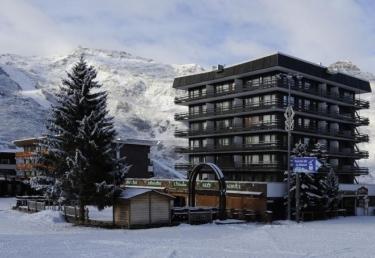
277,73,301,220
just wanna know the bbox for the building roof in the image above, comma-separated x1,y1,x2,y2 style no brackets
13,136,156,147
114,138,156,146
173,52,371,93
118,187,175,200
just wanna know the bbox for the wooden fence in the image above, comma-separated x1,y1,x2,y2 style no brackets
63,206,89,222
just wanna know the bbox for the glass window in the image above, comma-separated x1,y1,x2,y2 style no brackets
216,119,232,129
215,101,231,111
263,134,276,143
245,135,259,144
304,118,310,128
217,137,230,146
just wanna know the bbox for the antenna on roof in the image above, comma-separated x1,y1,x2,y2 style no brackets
217,64,224,73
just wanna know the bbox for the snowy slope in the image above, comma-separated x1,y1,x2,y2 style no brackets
0,47,203,178
328,61,375,182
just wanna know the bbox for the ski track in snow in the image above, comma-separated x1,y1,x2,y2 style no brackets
1,198,375,258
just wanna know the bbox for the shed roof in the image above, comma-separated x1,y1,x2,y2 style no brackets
118,188,175,200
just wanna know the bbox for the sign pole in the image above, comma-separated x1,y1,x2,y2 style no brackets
296,173,300,222
284,75,294,221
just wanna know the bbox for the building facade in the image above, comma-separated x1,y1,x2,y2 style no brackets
173,53,371,183
13,137,155,179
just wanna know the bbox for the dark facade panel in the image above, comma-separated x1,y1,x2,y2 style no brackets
120,144,152,178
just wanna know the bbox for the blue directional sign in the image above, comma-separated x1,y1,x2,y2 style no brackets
291,157,322,173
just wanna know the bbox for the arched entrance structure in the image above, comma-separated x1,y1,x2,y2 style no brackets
188,163,226,219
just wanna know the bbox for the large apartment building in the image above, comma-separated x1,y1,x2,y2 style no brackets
173,53,371,183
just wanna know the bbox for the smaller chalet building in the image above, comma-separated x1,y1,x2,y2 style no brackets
114,188,174,228
13,137,156,179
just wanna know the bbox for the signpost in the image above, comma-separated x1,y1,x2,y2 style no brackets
291,157,322,222
291,157,322,173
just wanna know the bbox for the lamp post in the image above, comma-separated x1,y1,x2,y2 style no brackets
278,73,296,220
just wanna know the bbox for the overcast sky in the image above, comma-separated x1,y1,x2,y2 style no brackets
1,0,374,72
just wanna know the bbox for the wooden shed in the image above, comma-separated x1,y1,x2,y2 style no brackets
114,188,175,228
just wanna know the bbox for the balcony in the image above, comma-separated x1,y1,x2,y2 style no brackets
337,167,369,176
15,152,35,158
175,121,281,137
174,79,370,109
176,141,285,154
175,122,368,143
328,149,369,159
175,100,368,124
175,100,283,121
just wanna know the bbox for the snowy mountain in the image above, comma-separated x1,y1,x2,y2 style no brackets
0,47,204,178
0,49,374,181
328,61,375,183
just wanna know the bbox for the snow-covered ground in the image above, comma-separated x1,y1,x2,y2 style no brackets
1,198,375,258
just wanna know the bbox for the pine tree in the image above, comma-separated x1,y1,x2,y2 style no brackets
45,56,123,221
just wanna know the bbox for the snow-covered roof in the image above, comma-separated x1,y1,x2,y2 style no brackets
0,141,22,153
118,188,174,200
114,138,156,146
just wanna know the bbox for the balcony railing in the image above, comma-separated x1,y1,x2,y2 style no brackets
15,152,36,158
175,162,369,176
175,100,368,123
175,100,283,121
175,122,368,142
176,141,285,154
174,79,370,109
327,149,369,159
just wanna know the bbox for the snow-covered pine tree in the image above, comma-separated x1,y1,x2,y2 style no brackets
45,56,120,221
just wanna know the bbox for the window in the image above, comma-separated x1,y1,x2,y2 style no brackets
262,154,276,164
190,139,200,148
245,135,259,144
215,101,231,111
304,99,311,110
263,134,276,143
217,137,230,146
244,154,259,164
283,95,295,106
190,156,201,164
216,119,232,129
216,83,233,94
263,114,276,124
190,122,200,131
244,116,260,127
304,118,310,128
189,105,201,115
189,88,201,98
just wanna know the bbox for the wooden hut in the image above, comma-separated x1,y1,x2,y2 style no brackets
114,188,174,228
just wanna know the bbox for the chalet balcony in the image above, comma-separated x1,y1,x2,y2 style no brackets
175,141,285,154
174,79,370,109
15,152,36,158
